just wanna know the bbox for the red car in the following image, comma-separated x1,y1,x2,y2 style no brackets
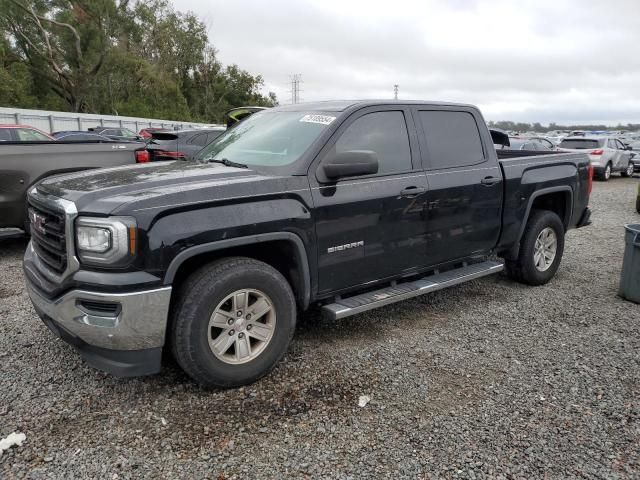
138,127,171,139
0,124,54,142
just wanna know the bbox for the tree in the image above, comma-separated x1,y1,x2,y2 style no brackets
0,0,277,121
0,0,127,111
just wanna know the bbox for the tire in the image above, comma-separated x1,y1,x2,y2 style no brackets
597,162,612,181
505,210,565,286
170,257,297,388
621,162,634,178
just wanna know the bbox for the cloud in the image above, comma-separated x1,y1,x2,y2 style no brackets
178,0,640,124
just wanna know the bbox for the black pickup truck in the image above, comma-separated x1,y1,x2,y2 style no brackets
23,100,592,387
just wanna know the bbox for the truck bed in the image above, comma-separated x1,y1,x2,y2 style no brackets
496,150,591,254
0,141,143,230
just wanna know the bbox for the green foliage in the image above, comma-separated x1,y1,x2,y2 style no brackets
0,0,277,122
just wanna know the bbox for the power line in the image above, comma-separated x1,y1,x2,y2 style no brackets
290,74,303,104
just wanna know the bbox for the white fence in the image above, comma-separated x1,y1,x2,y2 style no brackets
0,106,219,134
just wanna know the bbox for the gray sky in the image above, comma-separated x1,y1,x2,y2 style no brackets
177,0,640,125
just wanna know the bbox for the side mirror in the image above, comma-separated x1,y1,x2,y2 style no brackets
322,150,379,179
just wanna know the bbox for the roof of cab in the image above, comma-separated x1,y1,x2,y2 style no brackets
272,99,477,112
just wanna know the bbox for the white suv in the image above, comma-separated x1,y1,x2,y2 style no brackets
558,136,634,181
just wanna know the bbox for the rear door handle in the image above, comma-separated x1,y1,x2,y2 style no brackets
480,176,500,186
400,186,427,198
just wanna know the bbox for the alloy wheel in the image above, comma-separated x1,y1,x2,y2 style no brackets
207,289,276,364
533,227,557,272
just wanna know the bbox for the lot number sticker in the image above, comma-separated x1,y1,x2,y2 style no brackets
300,114,336,125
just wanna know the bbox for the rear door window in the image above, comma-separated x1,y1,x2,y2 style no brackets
418,111,485,169
16,128,50,141
334,111,413,175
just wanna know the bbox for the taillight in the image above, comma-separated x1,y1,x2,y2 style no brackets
135,150,150,163
587,164,593,195
589,149,604,156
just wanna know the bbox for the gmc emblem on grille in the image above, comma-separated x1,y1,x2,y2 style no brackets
29,210,47,235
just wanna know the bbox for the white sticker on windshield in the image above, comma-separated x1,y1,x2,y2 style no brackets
299,114,336,125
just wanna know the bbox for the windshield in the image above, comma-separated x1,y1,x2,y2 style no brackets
559,139,603,149
196,111,336,167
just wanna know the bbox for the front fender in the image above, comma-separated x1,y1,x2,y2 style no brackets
163,231,311,308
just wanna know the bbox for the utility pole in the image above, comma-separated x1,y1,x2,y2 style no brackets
393,84,399,100
290,74,303,104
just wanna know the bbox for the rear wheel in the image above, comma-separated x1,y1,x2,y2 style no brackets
621,162,634,178
170,257,297,388
505,210,565,286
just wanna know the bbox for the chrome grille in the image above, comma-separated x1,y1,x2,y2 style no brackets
28,200,68,275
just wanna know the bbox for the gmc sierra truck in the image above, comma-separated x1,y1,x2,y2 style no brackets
23,100,592,388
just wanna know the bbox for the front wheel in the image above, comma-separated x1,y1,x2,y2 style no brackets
621,162,634,178
505,210,565,286
170,257,297,388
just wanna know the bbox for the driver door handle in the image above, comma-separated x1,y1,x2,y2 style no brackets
400,186,427,198
480,176,500,186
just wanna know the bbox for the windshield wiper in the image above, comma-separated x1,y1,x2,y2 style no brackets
205,157,248,169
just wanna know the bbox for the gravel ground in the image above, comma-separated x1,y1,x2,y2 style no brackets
1,178,640,479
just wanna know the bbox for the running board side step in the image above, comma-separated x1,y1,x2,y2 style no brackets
322,260,504,320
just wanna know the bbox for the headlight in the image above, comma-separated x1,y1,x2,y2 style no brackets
77,226,111,252
75,217,137,266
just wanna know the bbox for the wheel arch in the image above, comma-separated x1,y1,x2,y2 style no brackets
164,232,311,309
502,186,573,261
518,186,573,241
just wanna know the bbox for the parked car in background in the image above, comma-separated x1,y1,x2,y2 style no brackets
0,141,149,235
224,106,267,127
52,131,117,142
139,127,171,139
529,137,557,150
145,128,226,161
88,126,144,142
496,137,554,151
627,140,640,173
0,125,54,142
558,136,634,180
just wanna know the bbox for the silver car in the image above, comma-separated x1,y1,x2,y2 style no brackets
558,136,634,181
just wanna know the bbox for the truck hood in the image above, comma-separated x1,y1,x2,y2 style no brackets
34,160,301,216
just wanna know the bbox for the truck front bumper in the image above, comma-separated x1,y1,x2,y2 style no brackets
25,279,172,377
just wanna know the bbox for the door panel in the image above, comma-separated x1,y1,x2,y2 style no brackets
312,173,429,293
413,108,503,265
424,165,503,264
310,107,429,295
